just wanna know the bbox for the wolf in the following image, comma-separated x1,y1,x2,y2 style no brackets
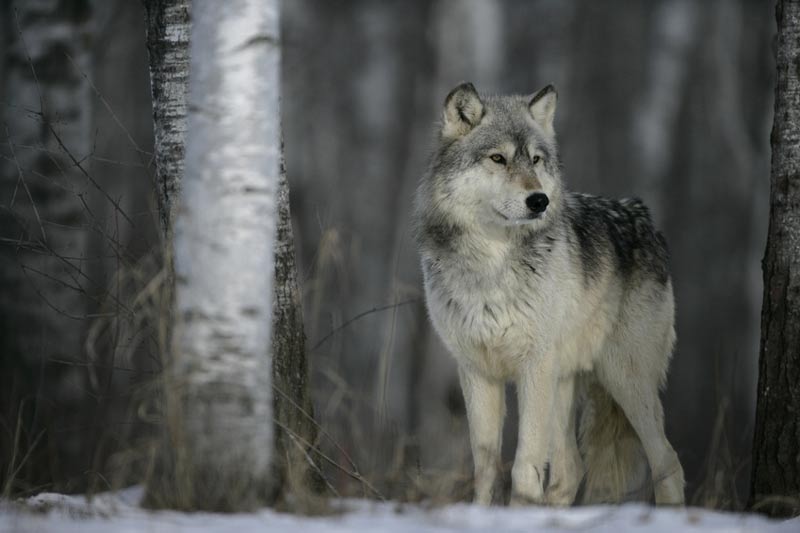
414,82,685,506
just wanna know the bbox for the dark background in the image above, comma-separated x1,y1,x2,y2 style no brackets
0,0,775,508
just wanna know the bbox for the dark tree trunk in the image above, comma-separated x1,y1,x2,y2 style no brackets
142,0,190,239
271,145,319,497
140,0,189,422
750,0,800,517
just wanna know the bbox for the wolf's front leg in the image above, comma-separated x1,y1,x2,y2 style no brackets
459,365,505,505
511,358,558,505
544,376,582,505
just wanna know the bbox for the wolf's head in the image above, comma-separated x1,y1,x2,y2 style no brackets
417,83,562,242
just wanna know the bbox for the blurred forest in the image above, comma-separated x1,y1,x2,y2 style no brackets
0,0,775,508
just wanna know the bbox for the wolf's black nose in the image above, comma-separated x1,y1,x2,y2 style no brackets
525,193,549,214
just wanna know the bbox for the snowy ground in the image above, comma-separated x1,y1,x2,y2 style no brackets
1,488,797,533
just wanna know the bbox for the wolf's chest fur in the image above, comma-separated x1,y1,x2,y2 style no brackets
422,224,618,380
423,231,563,378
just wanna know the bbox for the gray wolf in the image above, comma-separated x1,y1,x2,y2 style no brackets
414,82,685,506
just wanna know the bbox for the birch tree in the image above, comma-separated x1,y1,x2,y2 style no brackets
152,0,282,511
140,0,317,505
750,0,800,517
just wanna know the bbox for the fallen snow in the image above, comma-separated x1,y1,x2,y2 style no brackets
1,487,797,533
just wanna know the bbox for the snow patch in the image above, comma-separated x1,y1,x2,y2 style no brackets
1,488,798,533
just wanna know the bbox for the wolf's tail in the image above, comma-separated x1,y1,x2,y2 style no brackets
576,379,651,504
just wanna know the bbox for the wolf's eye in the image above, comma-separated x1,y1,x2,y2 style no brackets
532,155,541,164
490,154,507,165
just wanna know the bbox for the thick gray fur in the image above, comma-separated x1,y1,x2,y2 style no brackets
415,84,685,506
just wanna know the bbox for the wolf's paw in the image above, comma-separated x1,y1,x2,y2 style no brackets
544,453,581,506
653,453,685,506
654,474,685,506
509,491,546,507
510,461,547,506
473,482,499,506
544,479,578,506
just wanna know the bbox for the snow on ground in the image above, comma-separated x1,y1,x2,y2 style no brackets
1,488,798,533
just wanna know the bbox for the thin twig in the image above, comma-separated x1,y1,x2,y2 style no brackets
0,141,147,168
273,418,385,501
283,428,339,498
64,52,153,160
46,358,156,375
47,124,135,228
311,298,420,351
12,8,45,116
5,125,47,242
272,383,360,474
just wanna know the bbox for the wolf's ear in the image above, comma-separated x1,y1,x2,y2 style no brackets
442,82,484,139
529,85,557,135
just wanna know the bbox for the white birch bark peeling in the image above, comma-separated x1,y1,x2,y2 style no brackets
171,0,280,508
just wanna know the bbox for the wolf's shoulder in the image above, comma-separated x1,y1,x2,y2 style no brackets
566,193,658,232
563,192,670,285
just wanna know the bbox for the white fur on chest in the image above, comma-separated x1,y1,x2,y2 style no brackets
423,234,619,381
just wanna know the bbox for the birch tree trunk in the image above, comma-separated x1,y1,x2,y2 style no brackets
750,0,800,517
152,0,282,511
142,0,190,239
140,0,317,505
0,0,92,490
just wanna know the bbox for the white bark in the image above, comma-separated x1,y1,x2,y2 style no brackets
169,0,281,510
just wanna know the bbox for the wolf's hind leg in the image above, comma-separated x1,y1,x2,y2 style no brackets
596,359,685,505
459,365,506,505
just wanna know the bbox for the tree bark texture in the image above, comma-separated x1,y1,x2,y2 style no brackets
271,144,318,494
141,0,316,507
158,0,281,511
750,0,800,517
142,0,189,239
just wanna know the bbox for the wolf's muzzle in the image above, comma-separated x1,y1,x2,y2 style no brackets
525,193,549,215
